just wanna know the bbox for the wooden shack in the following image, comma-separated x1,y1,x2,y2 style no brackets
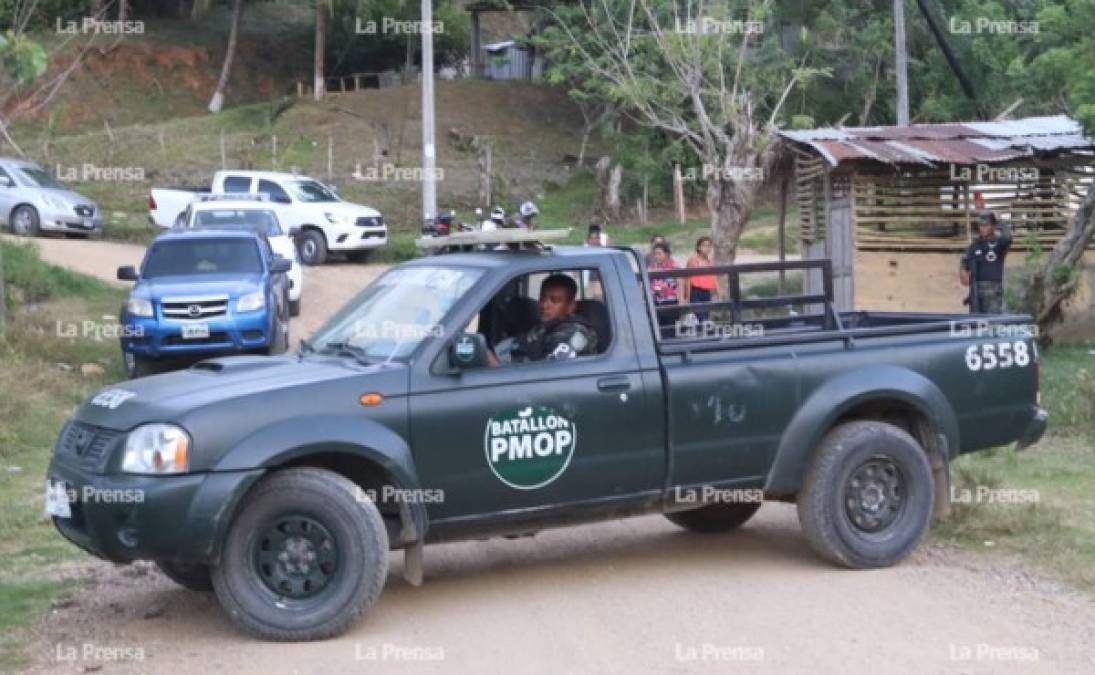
779,115,1095,312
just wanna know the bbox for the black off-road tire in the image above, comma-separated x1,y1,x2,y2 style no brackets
156,560,214,591
665,502,762,533
297,229,327,266
797,420,934,569
211,468,389,641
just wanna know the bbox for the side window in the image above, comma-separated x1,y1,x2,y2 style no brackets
463,268,612,366
258,180,291,203
222,175,251,193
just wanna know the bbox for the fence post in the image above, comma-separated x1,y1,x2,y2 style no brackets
327,135,333,181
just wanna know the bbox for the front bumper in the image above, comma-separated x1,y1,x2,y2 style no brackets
1015,406,1049,451
39,205,102,234
328,226,388,251
47,456,263,564
121,310,273,358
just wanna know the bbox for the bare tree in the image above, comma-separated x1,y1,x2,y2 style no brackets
547,0,824,262
209,0,245,113
314,0,328,101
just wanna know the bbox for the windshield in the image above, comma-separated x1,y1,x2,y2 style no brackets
288,179,338,203
309,265,484,362
17,167,66,189
192,208,283,236
143,239,263,278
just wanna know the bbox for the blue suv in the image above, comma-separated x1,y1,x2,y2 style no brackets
117,229,292,377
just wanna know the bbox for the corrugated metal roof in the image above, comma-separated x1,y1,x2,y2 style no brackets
780,115,1093,167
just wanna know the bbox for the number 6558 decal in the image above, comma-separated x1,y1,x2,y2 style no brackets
965,341,1031,371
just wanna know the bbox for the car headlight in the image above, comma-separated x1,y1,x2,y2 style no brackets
125,297,153,318
123,423,190,474
324,212,355,226
236,290,265,313
356,215,382,228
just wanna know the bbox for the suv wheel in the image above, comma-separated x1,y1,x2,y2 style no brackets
797,420,934,569
297,230,327,266
211,468,389,641
156,561,214,591
665,502,761,533
11,205,40,237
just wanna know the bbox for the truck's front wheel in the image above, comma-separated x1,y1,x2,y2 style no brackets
665,502,761,533
212,468,389,641
797,421,933,569
297,230,327,266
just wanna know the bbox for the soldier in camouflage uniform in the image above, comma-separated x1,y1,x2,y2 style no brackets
960,211,1012,314
512,274,598,362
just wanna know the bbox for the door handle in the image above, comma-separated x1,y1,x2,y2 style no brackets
597,376,631,392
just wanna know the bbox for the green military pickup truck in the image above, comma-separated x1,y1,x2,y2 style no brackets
46,232,1047,641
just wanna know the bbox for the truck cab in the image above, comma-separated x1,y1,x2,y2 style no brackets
116,229,292,377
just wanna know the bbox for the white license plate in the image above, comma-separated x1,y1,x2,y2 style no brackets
44,480,72,519
181,323,210,340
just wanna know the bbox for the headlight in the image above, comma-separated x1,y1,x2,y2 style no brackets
236,290,265,312
125,297,153,317
324,212,355,226
123,424,190,474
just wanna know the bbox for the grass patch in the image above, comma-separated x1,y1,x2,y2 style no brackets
931,344,1095,591
0,243,127,668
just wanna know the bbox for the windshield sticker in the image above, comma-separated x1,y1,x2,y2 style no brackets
90,389,137,410
484,406,576,490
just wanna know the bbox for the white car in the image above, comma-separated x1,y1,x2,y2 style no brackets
0,157,103,237
180,197,304,317
150,170,386,265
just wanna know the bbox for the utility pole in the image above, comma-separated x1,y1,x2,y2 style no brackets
894,0,909,125
420,0,438,223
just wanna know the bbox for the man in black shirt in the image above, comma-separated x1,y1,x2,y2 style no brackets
490,274,598,365
960,211,1012,314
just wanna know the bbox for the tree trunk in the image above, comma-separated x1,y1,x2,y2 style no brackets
707,175,756,264
1024,181,1095,343
607,164,622,221
314,0,327,101
208,0,244,113
119,0,128,21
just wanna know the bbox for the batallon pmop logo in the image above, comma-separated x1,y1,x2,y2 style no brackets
484,405,577,490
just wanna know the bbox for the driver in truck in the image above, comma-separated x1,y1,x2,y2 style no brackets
491,274,598,365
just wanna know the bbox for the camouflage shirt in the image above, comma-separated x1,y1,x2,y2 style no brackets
514,315,598,362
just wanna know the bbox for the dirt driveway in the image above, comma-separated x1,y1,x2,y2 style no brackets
8,235,1095,674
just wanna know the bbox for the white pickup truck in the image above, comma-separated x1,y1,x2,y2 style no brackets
149,171,387,265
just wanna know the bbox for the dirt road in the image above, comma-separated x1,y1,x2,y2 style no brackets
9,236,1095,674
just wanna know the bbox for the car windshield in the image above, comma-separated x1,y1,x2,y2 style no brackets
288,179,338,203
142,239,263,278
192,209,283,236
309,265,483,362
17,167,66,189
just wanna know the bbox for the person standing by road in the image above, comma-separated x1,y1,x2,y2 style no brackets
645,234,669,266
960,211,1012,313
684,236,717,322
648,243,679,333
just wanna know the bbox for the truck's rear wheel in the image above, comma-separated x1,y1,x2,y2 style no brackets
665,502,761,533
156,560,213,591
211,468,389,641
797,420,933,569
297,230,327,266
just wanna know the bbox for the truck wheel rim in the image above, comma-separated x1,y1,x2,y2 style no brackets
843,456,904,533
252,515,339,599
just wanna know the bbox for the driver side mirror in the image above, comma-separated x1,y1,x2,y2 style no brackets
271,256,292,274
448,332,489,372
117,265,138,281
